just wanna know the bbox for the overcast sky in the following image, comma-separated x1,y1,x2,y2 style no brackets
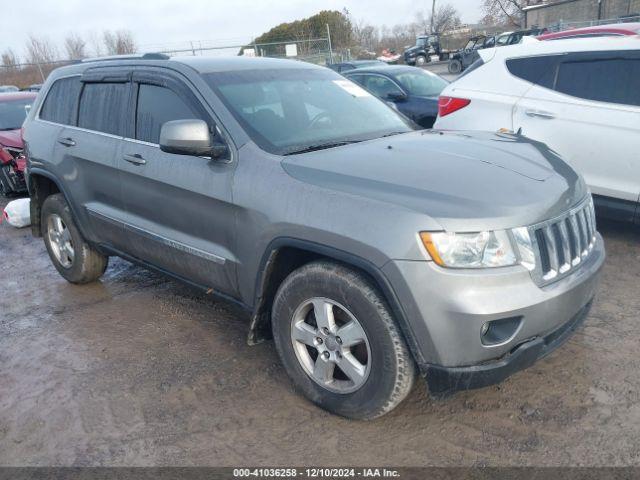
5,0,481,60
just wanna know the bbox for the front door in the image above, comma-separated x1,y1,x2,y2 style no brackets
118,69,238,296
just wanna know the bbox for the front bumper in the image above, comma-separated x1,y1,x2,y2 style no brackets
382,233,604,393
425,299,592,396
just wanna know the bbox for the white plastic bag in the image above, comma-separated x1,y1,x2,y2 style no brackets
2,198,31,228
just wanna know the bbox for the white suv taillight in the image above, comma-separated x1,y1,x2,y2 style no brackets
438,96,471,117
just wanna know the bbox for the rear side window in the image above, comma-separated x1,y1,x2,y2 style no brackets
135,84,200,144
39,76,82,125
78,82,128,136
506,55,560,89
555,56,640,106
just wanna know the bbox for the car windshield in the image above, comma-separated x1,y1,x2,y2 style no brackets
464,39,477,50
0,98,33,130
203,68,412,155
394,70,448,97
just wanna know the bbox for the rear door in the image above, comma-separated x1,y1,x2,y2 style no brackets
55,70,131,249
118,68,238,295
513,51,640,221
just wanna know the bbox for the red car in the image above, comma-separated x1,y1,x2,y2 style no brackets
0,91,36,195
538,22,640,40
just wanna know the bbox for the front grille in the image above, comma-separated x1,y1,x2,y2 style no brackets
529,196,597,286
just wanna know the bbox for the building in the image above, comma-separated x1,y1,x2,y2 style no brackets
524,0,640,28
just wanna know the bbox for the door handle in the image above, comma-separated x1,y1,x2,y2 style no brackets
57,137,76,147
123,153,146,166
525,109,555,119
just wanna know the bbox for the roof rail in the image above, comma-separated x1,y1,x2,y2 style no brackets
81,53,170,63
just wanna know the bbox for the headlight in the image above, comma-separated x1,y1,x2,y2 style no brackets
420,230,522,268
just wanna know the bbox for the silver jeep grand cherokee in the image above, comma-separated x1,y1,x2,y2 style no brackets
23,55,604,419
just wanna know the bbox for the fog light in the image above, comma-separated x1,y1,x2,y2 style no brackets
481,316,523,346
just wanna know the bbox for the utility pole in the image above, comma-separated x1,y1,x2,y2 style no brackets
430,0,436,33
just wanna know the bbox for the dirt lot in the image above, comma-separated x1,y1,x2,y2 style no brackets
1,194,639,467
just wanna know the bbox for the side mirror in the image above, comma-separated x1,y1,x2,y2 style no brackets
387,91,407,102
160,119,228,159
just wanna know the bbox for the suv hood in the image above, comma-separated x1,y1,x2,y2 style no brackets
282,130,586,232
0,129,23,148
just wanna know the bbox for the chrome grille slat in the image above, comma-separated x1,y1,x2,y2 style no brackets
528,197,597,287
557,221,572,273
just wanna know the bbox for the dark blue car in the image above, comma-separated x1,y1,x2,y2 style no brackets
344,65,448,129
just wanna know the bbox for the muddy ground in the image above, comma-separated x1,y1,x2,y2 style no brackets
1,194,639,467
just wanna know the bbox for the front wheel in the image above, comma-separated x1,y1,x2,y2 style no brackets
42,193,108,284
271,261,416,420
415,55,428,66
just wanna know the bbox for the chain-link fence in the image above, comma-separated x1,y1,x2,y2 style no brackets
0,36,335,89
545,14,640,32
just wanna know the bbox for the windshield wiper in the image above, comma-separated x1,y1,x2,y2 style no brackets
282,140,362,156
381,131,409,138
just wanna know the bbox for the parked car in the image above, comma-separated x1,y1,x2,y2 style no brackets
344,65,448,128
24,55,603,419
327,60,386,73
0,92,37,195
22,84,43,92
448,29,547,74
0,85,20,93
448,35,491,74
435,36,640,224
538,22,640,40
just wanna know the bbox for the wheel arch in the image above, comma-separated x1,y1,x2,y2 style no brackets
248,237,426,366
28,168,86,239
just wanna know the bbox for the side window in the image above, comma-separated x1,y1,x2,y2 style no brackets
506,55,561,89
78,82,128,135
347,74,365,86
555,56,640,106
363,75,403,98
136,84,200,144
39,76,82,125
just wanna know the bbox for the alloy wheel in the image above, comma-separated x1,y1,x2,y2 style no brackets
290,297,371,394
47,214,75,268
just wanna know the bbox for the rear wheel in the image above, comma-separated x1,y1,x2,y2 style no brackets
271,260,416,420
448,59,462,74
42,193,108,284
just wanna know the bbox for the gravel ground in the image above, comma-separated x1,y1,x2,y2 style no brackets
1,194,639,467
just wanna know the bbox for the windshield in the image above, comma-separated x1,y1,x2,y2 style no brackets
394,70,448,97
0,98,33,130
464,39,477,50
203,68,412,155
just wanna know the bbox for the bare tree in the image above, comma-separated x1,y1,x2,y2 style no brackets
103,29,136,55
481,0,526,28
429,4,462,34
25,35,59,65
64,33,87,60
1,49,19,69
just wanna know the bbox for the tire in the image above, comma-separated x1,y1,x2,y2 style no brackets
0,165,13,197
41,193,108,284
448,59,462,74
271,260,416,420
415,55,428,66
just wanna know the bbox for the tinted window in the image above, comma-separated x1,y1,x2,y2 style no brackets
506,55,560,89
394,70,448,97
78,82,128,135
39,76,82,125
136,84,200,144
555,56,640,106
361,75,403,98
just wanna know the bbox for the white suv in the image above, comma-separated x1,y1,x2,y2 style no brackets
435,36,640,223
